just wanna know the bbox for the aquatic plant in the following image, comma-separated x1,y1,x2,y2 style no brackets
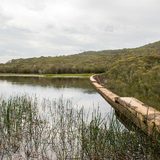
0,96,159,159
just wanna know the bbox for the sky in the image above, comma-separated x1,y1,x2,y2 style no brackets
0,0,160,63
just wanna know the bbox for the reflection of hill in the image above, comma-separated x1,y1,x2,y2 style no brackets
0,77,96,93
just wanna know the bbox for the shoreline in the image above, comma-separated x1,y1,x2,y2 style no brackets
0,73,93,78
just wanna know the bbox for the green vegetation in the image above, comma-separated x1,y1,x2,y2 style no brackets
0,95,159,159
100,44,160,110
0,52,109,74
44,73,92,78
0,41,159,109
0,73,92,78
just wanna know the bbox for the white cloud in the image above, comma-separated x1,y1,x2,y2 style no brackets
0,0,160,62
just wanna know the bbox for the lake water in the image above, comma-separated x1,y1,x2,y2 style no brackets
0,76,113,117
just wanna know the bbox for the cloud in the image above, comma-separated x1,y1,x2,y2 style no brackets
0,0,160,62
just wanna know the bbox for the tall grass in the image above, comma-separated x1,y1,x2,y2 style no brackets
0,96,159,159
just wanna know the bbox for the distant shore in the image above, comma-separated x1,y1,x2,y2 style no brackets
0,73,93,78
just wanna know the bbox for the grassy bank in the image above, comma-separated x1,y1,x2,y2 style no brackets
0,95,159,159
0,73,92,78
44,73,92,78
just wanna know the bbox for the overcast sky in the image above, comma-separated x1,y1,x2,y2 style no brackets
0,0,160,63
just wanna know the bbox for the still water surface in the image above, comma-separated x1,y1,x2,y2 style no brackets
0,76,113,117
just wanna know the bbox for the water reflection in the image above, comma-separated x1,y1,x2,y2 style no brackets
0,76,113,116
0,76,95,90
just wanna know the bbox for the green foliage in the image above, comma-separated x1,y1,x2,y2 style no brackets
0,53,109,74
102,52,160,110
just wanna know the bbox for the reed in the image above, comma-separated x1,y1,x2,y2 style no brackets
0,95,159,159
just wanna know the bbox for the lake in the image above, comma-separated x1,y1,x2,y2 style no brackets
0,76,113,118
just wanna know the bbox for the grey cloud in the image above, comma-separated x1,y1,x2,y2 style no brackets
23,0,46,11
0,10,12,27
0,0,160,62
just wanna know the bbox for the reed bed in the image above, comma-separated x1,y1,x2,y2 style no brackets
0,95,159,160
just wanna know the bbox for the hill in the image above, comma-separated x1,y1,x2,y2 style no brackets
0,51,114,74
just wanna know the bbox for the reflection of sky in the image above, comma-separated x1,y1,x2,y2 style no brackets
0,79,113,118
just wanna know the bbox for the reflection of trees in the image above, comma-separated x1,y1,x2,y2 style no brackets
0,76,95,93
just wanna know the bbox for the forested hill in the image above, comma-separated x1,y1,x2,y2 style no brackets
0,41,160,74
0,49,125,74
0,51,112,74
